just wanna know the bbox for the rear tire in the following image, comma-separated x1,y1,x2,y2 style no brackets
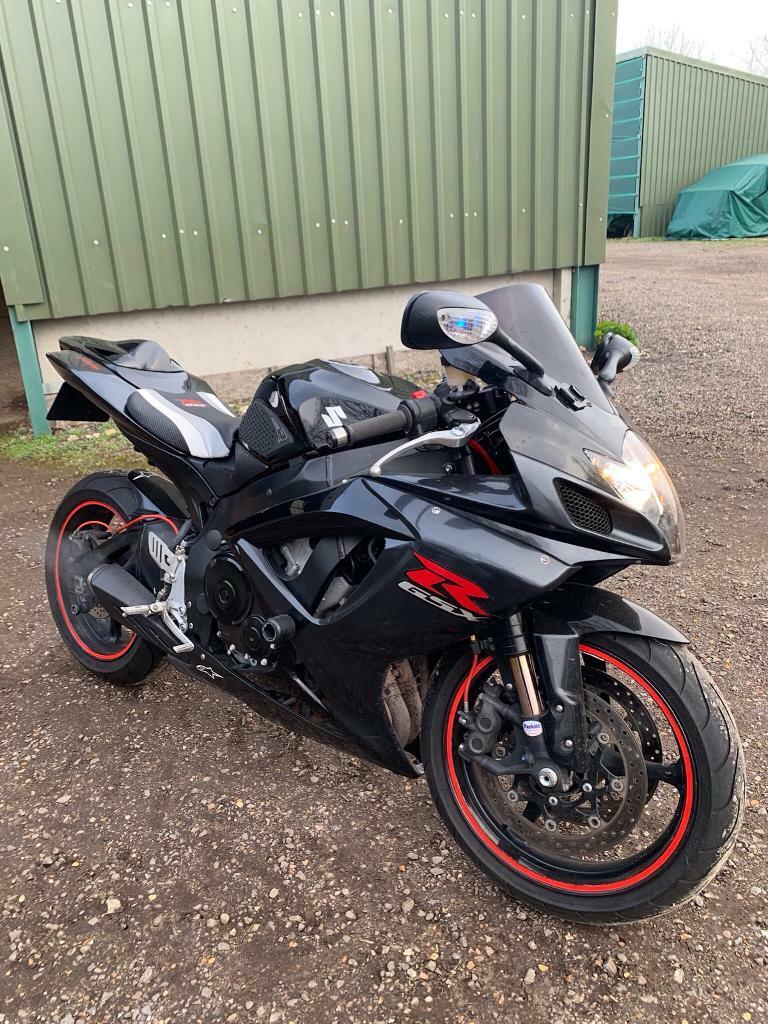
422,634,745,923
45,472,170,687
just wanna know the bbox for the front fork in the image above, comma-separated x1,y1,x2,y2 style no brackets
459,612,589,789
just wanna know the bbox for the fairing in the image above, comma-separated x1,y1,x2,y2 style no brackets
439,283,674,561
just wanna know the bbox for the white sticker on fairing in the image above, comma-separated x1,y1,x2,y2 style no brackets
523,720,543,737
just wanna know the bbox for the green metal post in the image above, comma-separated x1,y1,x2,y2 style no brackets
8,306,50,435
570,265,600,350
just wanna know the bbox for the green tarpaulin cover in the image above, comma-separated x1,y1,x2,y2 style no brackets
667,155,768,239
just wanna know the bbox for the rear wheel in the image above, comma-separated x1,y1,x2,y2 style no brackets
422,634,744,923
45,473,175,686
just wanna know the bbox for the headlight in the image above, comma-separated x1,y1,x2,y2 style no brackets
589,432,686,560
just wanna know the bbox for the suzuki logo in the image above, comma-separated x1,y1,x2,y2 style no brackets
398,552,491,622
321,405,347,428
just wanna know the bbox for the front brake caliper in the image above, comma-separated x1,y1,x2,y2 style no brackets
458,679,509,758
458,675,568,790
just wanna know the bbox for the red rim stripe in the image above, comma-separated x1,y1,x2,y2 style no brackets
54,503,179,663
445,645,695,894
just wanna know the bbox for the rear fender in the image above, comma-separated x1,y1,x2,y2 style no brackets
47,381,108,422
127,470,188,519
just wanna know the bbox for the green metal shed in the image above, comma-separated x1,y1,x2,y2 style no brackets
609,48,768,238
0,0,617,434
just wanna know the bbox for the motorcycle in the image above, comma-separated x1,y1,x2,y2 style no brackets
44,283,743,922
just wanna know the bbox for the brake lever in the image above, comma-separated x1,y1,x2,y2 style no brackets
368,419,479,477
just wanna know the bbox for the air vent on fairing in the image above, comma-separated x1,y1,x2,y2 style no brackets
557,483,612,535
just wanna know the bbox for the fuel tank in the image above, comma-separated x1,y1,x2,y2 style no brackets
254,359,423,450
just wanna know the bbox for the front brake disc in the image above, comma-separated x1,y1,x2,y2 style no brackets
470,691,648,855
583,667,663,799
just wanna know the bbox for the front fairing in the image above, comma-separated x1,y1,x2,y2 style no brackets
498,382,627,490
441,283,631,484
439,284,676,563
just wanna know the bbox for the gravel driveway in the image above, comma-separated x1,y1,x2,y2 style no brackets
1,239,767,1023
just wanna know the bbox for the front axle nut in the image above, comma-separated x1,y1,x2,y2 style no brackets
537,767,558,788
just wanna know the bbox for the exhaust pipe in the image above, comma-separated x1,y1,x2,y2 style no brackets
88,563,182,654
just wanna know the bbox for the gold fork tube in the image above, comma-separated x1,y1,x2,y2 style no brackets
508,651,545,717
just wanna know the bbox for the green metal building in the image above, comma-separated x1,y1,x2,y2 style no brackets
0,0,617,434
609,47,768,238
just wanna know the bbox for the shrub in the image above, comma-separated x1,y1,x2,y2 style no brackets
594,319,638,346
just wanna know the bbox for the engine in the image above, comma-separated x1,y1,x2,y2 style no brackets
203,553,284,670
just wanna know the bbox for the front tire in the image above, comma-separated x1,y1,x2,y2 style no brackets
422,634,745,923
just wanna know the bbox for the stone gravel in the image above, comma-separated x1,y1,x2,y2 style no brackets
1,239,767,1023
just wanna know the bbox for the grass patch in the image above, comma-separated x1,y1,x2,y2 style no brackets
0,421,146,472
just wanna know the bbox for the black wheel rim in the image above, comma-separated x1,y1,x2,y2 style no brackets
445,647,694,893
53,499,137,661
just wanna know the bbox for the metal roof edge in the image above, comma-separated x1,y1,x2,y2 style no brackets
616,47,768,86
615,48,648,63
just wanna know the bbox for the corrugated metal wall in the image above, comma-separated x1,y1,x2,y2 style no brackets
640,51,768,237
0,0,616,322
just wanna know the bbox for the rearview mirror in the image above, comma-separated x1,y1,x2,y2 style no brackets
591,332,639,386
401,290,499,351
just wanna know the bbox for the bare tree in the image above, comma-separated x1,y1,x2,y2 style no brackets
745,36,768,76
644,25,712,61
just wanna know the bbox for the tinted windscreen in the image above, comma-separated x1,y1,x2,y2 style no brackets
443,283,611,411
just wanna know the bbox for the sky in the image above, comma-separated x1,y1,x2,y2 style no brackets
617,0,768,71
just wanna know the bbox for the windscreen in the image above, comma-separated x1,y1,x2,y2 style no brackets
442,283,611,412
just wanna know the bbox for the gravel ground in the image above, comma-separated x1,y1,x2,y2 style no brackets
1,239,767,1024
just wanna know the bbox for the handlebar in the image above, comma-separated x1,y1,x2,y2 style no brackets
323,396,440,450
342,407,411,446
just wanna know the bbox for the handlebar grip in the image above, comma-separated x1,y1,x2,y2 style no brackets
342,407,412,446
324,396,439,449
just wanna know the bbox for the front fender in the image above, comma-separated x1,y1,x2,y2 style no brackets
531,583,688,644
524,584,686,770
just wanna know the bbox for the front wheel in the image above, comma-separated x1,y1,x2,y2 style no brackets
422,634,745,923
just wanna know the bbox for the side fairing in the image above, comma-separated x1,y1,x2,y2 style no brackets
211,471,575,776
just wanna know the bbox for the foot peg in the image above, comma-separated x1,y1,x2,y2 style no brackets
121,599,194,654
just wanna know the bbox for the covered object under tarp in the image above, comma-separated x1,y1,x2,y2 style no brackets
667,155,768,239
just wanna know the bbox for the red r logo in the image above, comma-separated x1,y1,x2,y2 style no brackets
403,552,491,618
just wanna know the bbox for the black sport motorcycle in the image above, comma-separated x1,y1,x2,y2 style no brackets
44,283,743,923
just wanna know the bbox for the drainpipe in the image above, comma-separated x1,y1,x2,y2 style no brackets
570,265,600,350
8,306,50,436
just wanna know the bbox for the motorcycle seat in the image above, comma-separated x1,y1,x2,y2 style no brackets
58,335,241,460
125,387,240,459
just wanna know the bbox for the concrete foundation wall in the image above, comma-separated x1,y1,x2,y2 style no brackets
35,269,571,397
